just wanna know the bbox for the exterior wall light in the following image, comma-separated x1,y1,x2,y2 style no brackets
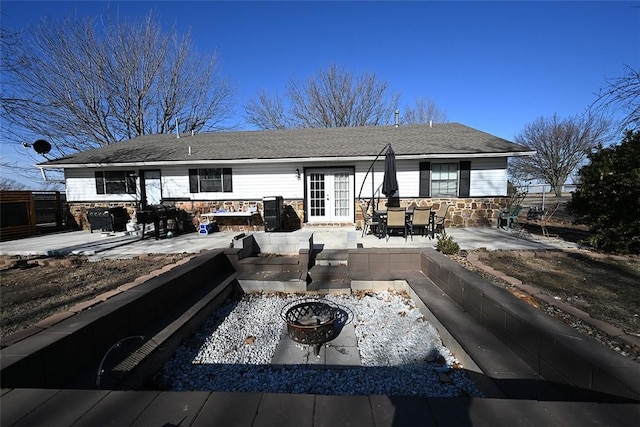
296,168,301,179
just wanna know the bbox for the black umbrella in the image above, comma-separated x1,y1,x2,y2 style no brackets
382,145,398,198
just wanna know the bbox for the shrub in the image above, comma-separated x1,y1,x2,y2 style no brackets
436,232,460,255
567,131,640,254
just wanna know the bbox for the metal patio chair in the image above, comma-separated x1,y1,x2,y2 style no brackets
409,206,432,238
432,204,451,235
385,207,411,241
498,205,523,230
359,203,380,238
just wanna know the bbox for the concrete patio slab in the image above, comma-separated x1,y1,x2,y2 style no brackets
0,224,580,259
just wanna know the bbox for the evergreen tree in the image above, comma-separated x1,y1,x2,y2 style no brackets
568,131,640,253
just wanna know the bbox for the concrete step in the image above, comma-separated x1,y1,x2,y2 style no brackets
308,264,349,282
237,255,301,272
306,279,351,293
236,270,307,293
314,250,349,266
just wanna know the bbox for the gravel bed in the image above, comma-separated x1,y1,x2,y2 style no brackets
157,291,482,397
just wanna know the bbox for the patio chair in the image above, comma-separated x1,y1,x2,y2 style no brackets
432,204,451,235
359,203,380,238
409,206,432,238
498,205,523,230
539,202,560,239
386,207,411,241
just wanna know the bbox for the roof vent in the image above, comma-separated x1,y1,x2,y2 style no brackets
395,110,399,127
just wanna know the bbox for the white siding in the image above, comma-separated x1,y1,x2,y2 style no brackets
64,157,508,202
356,158,507,199
469,158,507,197
65,169,139,203
171,164,305,200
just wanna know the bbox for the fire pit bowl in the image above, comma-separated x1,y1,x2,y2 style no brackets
280,298,352,355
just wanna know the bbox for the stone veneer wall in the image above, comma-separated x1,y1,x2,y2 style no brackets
358,197,511,229
67,202,139,231
67,199,306,232
69,197,510,232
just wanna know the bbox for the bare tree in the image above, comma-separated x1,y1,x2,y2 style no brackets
0,177,26,191
1,11,235,158
511,113,611,197
244,90,291,130
244,64,400,129
591,64,639,133
402,98,448,124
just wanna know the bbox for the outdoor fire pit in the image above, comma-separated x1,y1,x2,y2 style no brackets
281,298,351,355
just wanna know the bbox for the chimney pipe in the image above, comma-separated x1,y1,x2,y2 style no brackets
395,110,399,127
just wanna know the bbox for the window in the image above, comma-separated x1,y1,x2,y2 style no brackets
431,163,458,197
419,162,472,198
95,171,137,195
189,168,233,193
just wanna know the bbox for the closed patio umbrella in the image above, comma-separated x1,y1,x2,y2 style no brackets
382,145,399,203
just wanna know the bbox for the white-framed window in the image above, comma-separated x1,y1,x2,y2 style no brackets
95,171,137,195
431,163,458,197
189,168,233,193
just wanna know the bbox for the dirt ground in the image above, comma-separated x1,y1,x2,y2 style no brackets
473,250,640,336
0,254,190,339
459,204,640,361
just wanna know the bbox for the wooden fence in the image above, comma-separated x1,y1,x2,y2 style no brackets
0,191,66,241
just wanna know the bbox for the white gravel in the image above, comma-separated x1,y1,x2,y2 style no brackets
158,291,483,397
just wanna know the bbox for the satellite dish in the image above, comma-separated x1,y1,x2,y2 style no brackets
33,139,51,155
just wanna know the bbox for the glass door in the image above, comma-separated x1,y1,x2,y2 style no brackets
306,168,353,223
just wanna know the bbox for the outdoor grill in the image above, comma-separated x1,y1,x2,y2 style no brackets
87,207,129,233
281,298,351,355
136,204,181,240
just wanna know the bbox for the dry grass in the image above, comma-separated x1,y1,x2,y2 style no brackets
477,250,640,336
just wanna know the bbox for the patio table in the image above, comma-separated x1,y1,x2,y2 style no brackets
375,208,415,239
375,208,436,239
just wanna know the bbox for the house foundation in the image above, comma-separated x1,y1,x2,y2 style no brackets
66,197,511,233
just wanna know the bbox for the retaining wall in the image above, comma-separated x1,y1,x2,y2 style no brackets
417,250,639,401
0,250,237,389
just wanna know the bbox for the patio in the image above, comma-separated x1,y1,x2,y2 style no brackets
0,224,580,259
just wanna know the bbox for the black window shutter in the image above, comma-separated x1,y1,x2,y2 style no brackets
95,171,105,194
459,161,471,197
126,171,136,194
419,162,431,197
189,169,199,193
223,168,232,192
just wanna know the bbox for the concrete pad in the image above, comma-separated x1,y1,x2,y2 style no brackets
370,394,434,427
271,324,361,368
0,224,580,259
192,392,262,427
325,345,361,367
12,389,108,427
464,398,562,426
315,395,375,427
327,323,357,347
0,388,61,427
73,390,159,426
254,393,315,427
271,337,309,367
131,391,209,427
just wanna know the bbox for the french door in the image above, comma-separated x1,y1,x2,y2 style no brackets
142,170,162,206
306,168,354,223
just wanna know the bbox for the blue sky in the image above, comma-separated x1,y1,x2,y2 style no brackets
1,1,639,188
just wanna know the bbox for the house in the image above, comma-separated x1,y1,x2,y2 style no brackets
38,123,534,231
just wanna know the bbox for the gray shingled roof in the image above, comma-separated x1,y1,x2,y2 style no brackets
40,123,530,167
